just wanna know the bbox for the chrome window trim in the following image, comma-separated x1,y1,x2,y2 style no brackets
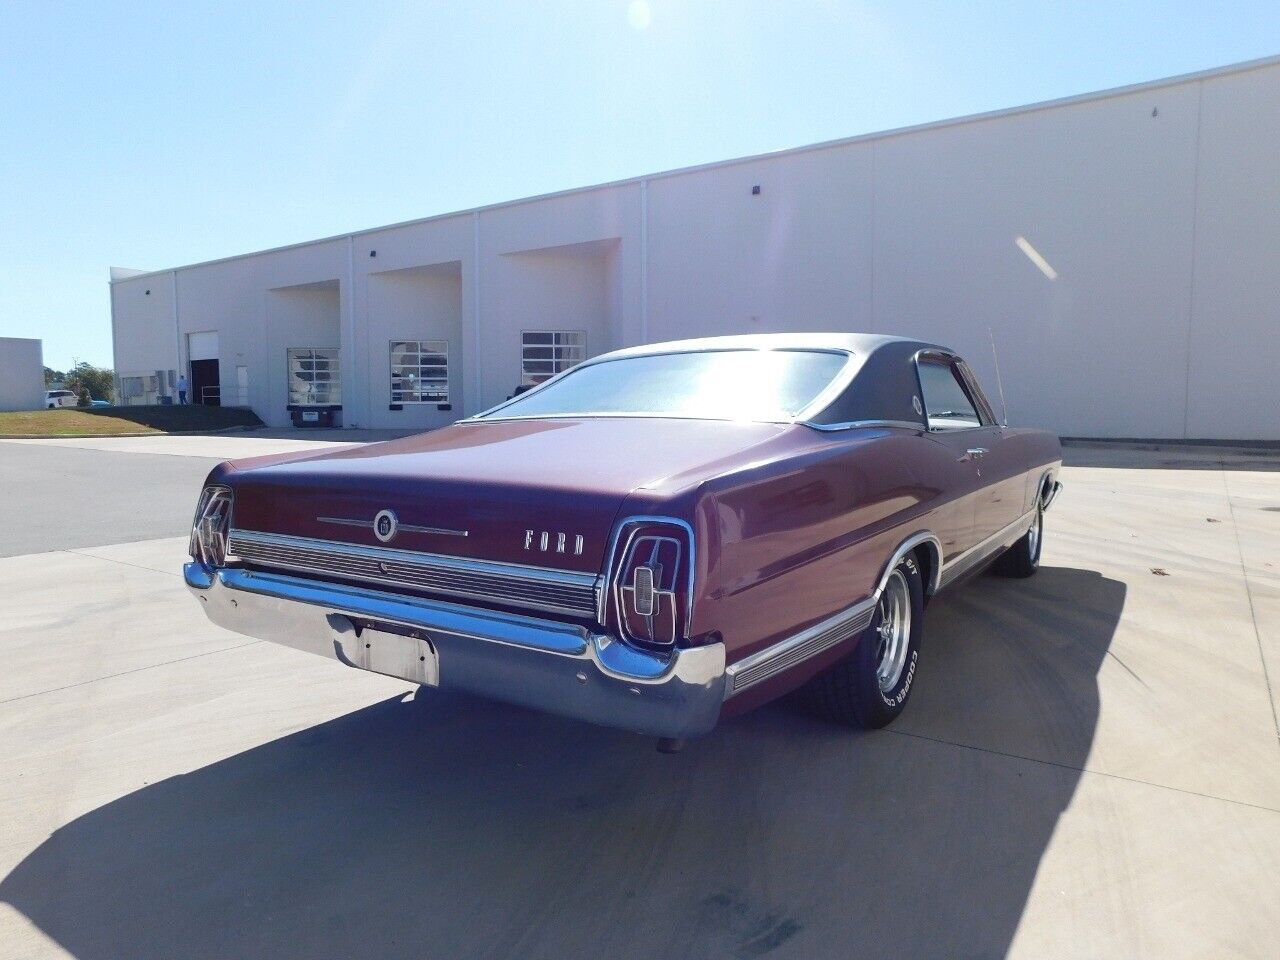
954,359,999,426
800,418,926,433
912,349,991,434
226,528,599,619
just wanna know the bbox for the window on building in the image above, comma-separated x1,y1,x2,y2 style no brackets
119,374,160,405
287,348,341,406
390,340,449,403
521,330,586,385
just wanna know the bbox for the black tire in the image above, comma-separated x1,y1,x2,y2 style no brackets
993,500,1043,578
803,552,925,729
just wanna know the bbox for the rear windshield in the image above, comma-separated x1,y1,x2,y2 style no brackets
483,349,849,422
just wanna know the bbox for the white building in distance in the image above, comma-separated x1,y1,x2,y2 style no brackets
0,338,45,412
110,56,1280,440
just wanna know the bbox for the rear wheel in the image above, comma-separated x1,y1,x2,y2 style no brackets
802,553,925,729
993,500,1043,578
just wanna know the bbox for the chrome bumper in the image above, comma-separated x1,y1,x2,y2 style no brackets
185,563,726,739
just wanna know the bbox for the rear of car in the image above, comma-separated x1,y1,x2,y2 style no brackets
183,333,1061,742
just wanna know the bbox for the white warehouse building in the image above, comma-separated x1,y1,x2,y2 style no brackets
110,56,1280,440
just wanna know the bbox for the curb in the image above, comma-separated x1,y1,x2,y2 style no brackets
1061,437,1280,454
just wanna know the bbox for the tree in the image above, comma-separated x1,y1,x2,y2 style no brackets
67,362,115,402
43,366,64,385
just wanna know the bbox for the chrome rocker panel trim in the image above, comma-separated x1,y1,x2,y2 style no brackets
185,563,726,739
937,506,1039,589
725,594,877,697
724,530,942,698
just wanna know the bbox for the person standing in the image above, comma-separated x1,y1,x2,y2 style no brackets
178,374,189,405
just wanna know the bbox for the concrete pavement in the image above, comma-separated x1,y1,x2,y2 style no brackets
0,431,409,556
0,436,1277,959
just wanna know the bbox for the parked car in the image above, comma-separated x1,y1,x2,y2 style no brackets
45,389,78,409
89,399,112,408
185,334,1061,746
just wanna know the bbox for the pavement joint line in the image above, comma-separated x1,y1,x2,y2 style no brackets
60,547,184,579
0,640,264,707
882,726,1280,816
1223,471,1280,750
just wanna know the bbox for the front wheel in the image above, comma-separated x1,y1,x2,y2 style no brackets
802,553,925,729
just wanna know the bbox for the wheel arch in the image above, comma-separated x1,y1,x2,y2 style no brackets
1036,467,1061,511
876,530,942,600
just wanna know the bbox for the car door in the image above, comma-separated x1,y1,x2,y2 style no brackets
955,360,1027,539
916,354,987,559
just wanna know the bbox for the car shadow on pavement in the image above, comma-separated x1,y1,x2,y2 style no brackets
0,566,1123,960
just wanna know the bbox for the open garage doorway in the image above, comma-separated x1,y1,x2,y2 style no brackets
368,262,463,430
187,331,220,406
492,238,620,410
267,280,342,428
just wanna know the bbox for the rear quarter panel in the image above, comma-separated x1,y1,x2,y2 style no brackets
636,424,1061,714
1002,427,1064,512
623,427,954,705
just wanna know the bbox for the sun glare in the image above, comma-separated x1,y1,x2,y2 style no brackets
627,0,652,31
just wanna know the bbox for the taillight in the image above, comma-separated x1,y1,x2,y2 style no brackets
607,518,694,648
189,485,233,569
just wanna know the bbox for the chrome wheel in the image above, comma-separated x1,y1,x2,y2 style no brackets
874,568,912,692
1028,508,1042,560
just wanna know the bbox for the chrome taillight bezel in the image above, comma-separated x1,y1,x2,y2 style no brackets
189,485,233,569
603,516,695,649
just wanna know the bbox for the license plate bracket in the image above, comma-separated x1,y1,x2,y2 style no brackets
328,615,439,686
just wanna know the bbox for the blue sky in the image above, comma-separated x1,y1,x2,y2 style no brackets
3,1,1279,370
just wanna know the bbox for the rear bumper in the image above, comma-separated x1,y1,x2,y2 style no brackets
185,563,726,739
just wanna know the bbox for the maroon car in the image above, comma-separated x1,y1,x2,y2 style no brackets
186,334,1061,747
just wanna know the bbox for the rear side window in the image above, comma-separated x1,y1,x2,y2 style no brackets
918,361,982,431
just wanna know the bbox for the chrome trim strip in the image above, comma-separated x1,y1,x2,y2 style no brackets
318,516,469,537
227,528,599,619
185,564,727,739
880,530,943,597
937,507,1038,589
801,418,925,433
912,348,997,433
722,528,943,698
725,595,878,697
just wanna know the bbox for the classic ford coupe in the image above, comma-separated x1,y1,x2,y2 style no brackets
186,334,1061,746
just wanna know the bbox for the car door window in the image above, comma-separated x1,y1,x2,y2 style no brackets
918,360,982,431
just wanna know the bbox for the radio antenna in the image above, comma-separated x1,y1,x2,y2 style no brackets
988,327,1008,427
